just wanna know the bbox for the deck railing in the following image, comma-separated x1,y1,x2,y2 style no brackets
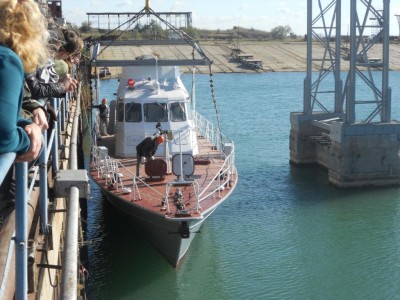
91,146,164,202
194,111,236,202
194,111,231,154
91,112,236,215
0,90,78,300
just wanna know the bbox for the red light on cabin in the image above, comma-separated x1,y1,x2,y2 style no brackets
127,78,135,88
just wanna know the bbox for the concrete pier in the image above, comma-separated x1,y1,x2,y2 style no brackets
290,112,400,187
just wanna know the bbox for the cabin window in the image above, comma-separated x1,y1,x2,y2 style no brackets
144,103,168,122
125,103,142,122
169,102,186,122
117,102,124,122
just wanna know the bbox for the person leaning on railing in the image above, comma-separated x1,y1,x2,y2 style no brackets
22,24,83,131
0,0,50,162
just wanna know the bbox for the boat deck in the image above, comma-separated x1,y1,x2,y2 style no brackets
90,134,237,219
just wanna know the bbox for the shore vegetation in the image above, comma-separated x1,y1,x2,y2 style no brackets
75,20,301,42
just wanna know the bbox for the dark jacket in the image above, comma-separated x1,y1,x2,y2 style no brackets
136,137,158,157
24,72,65,100
92,103,109,119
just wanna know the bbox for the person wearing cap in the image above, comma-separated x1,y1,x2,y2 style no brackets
135,135,165,177
92,98,110,136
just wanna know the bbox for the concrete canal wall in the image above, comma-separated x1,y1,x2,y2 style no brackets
94,40,400,76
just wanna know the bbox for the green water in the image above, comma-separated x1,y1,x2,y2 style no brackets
84,72,400,299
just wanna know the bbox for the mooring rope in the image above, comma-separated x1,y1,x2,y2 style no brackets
208,64,222,135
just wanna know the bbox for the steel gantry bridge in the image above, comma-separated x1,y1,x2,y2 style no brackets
290,0,400,187
87,11,192,31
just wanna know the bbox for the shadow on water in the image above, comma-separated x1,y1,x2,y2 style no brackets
288,163,400,204
84,191,176,299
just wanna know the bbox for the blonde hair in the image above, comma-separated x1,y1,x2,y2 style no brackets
0,0,50,73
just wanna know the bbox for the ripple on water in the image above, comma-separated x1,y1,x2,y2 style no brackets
86,73,400,299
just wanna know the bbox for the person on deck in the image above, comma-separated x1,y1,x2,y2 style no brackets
92,98,110,136
135,135,164,177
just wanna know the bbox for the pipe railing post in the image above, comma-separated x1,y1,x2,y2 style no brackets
66,92,70,112
39,131,48,235
50,98,59,174
15,162,28,300
57,99,62,148
60,97,66,132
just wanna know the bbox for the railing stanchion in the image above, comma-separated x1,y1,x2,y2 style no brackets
15,162,28,300
61,98,66,132
51,98,59,174
56,99,62,148
39,131,48,235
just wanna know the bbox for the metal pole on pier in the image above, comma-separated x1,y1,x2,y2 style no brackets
346,0,357,123
39,131,49,235
382,0,391,123
60,84,82,300
51,98,59,173
15,162,28,300
60,187,79,300
304,0,312,114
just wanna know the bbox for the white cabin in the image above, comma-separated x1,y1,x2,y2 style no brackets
114,65,199,158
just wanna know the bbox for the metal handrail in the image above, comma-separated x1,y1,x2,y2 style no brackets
194,111,231,152
0,93,71,299
91,146,165,201
197,145,236,200
194,112,236,201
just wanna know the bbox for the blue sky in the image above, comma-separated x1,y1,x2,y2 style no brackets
61,0,400,36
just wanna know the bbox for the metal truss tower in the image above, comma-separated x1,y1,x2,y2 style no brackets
304,0,342,116
305,0,391,124
291,0,399,187
345,0,390,123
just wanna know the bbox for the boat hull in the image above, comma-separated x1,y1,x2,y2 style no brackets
93,179,215,267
